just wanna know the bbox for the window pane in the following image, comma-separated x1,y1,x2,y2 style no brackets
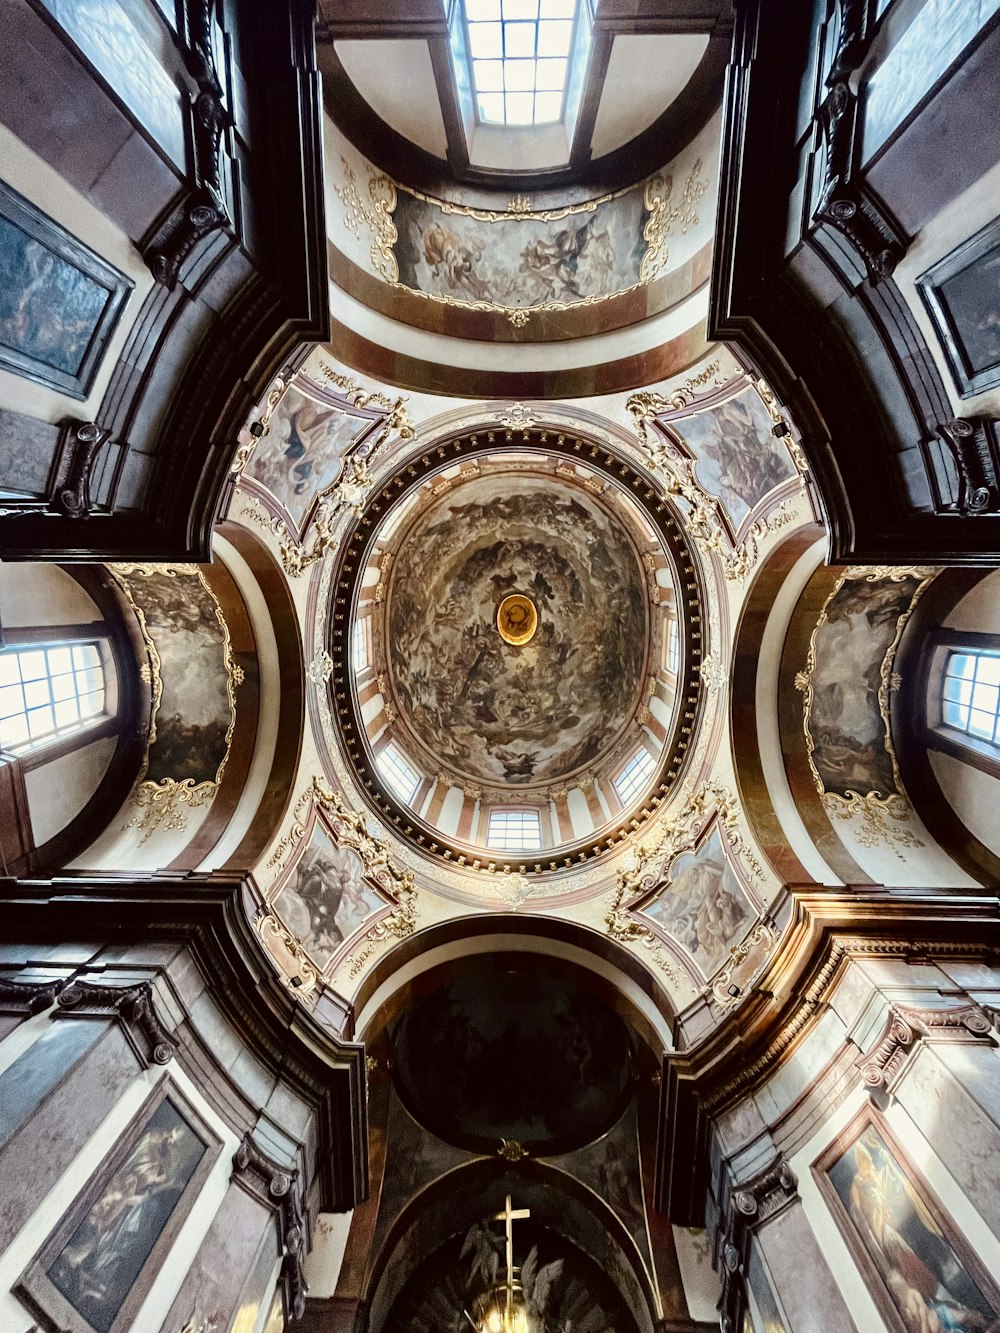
54,698,80,728
539,0,575,15
27,705,55,738
533,89,563,121
474,58,505,91
50,673,76,702
942,700,968,729
377,744,420,804
943,677,972,705
977,655,1000,686
505,90,534,122
503,0,538,16
19,650,47,681
535,56,566,90
487,809,542,851
615,748,656,805
504,21,536,57
504,58,535,90
47,646,73,675
537,18,572,55
971,681,999,714
79,690,105,718
478,91,506,122
466,0,501,17
969,709,995,740
947,654,975,679
0,655,20,687
0,683,24,721
23,678,51,710
469,22,503,59
0,714,30,749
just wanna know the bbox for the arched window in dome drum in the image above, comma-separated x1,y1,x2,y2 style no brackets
614,748,655,806
376,742,420,804
487,807,543,851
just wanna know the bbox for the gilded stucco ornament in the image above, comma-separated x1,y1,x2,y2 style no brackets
267,777,419,980
236,364,414,577
605,781,768,987
796,565,934,858
626,372,804,581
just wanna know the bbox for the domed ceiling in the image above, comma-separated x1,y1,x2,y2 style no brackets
336,436,698,867
383,471,648,789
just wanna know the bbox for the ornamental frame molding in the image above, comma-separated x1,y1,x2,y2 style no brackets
333,155,707,328
626,374,809,582
264,777,419,982
235,365,414,577
109,564,243,842
605,781,768,988
795,565,934,857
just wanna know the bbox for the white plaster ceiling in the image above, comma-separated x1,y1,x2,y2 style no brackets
591,32,710,158
335,39,449,158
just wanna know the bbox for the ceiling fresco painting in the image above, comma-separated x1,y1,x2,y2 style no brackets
637,821,753,978
661,382,800,535
272,819,384,971
243,383,377,535
384,473,649,788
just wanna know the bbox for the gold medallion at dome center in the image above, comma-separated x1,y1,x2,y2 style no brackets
496,594,538,646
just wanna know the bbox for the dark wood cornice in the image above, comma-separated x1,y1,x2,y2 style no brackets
0,873,368,1211
657,887,1000,1222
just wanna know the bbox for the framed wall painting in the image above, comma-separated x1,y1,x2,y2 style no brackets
813,1105,1000,1333
16,1080,220,1333
918,217,1000,398
0,181,133,400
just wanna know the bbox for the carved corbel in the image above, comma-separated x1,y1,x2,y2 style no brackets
811,0,903,283
719,1157,798,1332
0,974,67,1014
858,1003,994,1091
146,0,231,286
941,418,1000,515
54,420,109,518
232,1134,308,1319
57,980,176,1067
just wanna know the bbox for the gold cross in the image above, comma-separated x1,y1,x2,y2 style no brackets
493,1195,530,1320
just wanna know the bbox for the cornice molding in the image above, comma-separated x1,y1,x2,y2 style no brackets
658,888,1000,1220
858,1002,995,1090
0,874,368,1211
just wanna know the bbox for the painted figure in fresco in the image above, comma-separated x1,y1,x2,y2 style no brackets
517,216,615,303
0,228,105,374
278,833,379,966
843,1129,1000,1333
693,397,793,518
49,1107,201,1332
420,221,489,301
645,829,749,974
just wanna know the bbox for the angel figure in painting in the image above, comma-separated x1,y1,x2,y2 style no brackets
846,1131,1000,1333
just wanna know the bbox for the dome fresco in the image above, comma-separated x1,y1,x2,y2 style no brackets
383,470,650,788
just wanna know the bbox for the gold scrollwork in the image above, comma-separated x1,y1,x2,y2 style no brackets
605,781,766,984
230,375,290,479
268,777,419,979
626,376,801,581
335,157,398,281
711,921,780,1013
110,565,242,843
257,914,321,995
640,161,708,284
796,566,934,859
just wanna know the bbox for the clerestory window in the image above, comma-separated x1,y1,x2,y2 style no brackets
376,742,420,804
614,748,655,805
0,641,106,755
487,807,543,850
462,0,578,126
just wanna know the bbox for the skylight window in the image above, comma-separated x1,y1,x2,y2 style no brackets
464,0,577,126
487,808,543,851
615,748,655,805
667,618,679,675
